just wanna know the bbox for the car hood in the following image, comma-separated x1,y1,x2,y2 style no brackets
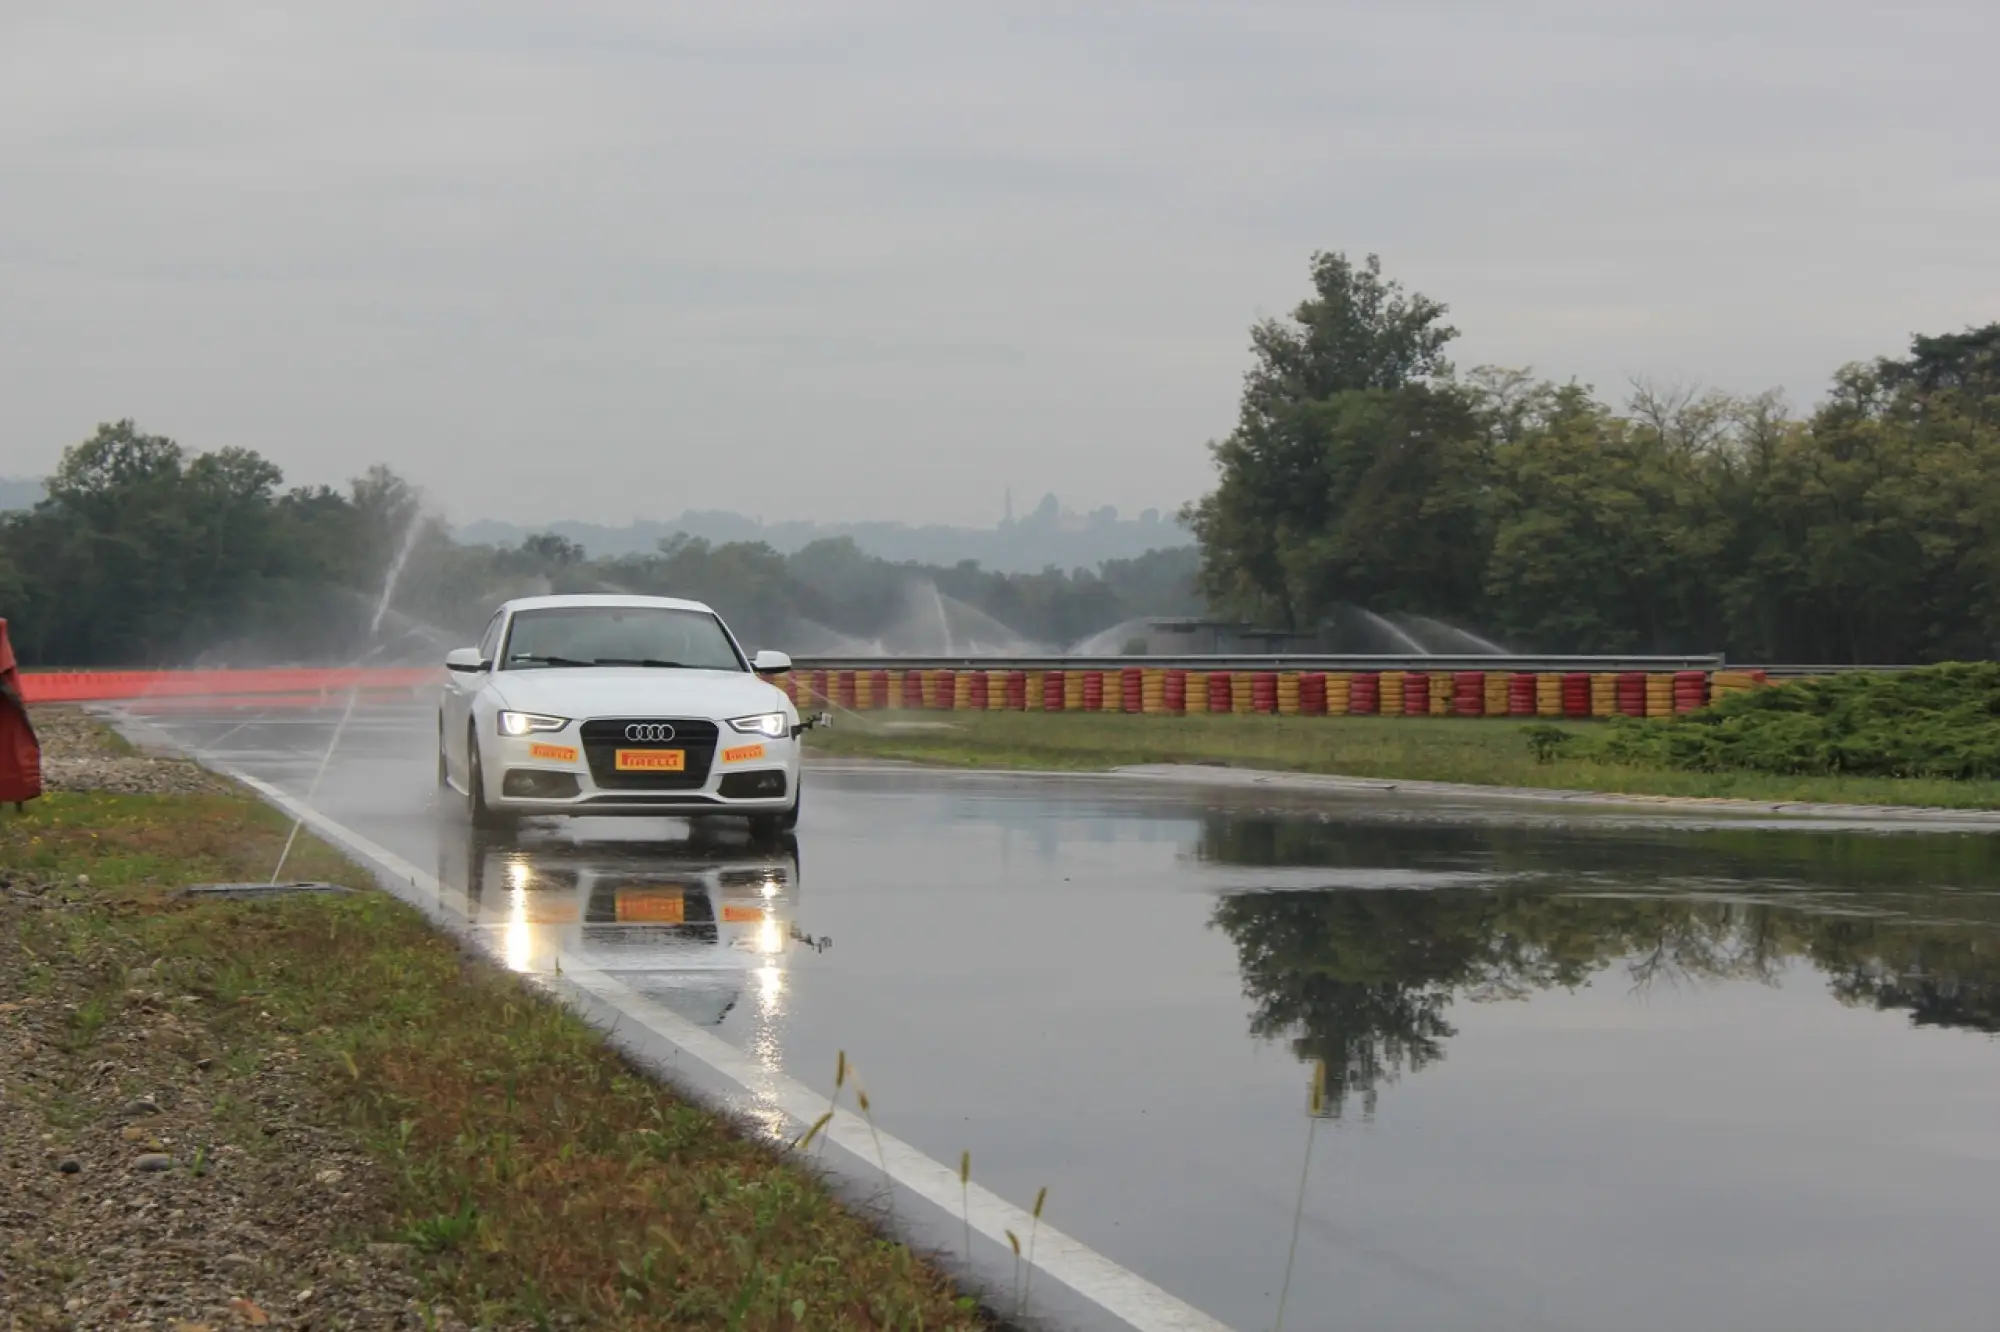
488,668,792,721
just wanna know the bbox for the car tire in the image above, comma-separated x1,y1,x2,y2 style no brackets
465,725,513,835
748,785,800,842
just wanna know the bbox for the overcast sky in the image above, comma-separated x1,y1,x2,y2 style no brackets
2,1,1993,527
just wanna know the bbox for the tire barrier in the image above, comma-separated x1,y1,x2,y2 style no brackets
20,664,1781,722
1327,672,1353,715
1380,671,1406,716
1673,670,1707,713
1710,669,1768,701
1253,671,1278,715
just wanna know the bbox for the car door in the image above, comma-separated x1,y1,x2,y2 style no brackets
444,610,505,775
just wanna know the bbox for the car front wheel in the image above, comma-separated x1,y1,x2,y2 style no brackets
748,785,800,842
465,724,512,833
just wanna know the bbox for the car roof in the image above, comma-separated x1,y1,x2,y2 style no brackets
499,593,716,615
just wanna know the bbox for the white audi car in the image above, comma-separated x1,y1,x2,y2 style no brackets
437,594,808,837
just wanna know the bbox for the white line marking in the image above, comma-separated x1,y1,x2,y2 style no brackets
180,740,1235,1332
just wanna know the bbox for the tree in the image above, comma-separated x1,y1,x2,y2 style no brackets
520,533,585,568
1185,252,1472,629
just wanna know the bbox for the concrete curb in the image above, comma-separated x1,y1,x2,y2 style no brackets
1106,763,2000,827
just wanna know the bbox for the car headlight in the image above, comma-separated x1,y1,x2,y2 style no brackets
728,712,789,738
498,711,570,737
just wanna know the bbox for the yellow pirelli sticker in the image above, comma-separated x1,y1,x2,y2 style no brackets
615,890,684,924
722,743,766,763
528,742,578,762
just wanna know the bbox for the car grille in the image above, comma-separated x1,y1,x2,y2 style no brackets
578,718,720,790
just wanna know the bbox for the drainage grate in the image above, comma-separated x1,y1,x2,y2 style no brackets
181,881,353,898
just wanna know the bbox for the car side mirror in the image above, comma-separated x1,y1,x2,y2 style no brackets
752,650,793,675
445,647,488,673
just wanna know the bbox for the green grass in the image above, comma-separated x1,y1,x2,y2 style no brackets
2,786,987,1331
805,711,2000,809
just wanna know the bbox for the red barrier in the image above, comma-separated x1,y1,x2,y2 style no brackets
1562,672,1592,719
1120,668,1144,714
18,667,443,704
967,671,990,710
934,670,957,710
1043,670,1065,711
1616,671,1646,718
1163,669,1187,713
1672,669,1707,713
1082,671,1105,711
1299,672,1327,716
1251,671,1278,714
1452,671,1484,717
1402,672,1430,717
1207,672,1233,713
1508,672,1537,717
1350,672,1380,715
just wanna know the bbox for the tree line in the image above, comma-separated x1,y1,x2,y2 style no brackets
1185,252,2000,663
9,252,1993,666
0,421,1198,667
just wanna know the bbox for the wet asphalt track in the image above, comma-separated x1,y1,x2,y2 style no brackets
115,697,2000,1332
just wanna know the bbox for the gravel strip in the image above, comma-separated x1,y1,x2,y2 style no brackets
29,707,235,797
1,711,490,1331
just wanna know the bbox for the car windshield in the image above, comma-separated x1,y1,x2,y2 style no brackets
499,606,745,672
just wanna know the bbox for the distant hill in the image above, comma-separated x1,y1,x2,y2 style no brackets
455,493,1194,574
0,477,44,511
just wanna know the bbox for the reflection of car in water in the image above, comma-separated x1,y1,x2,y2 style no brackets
438,823,804,1027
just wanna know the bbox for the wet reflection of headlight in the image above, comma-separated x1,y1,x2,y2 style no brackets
756,918,783,955
505,886,532,972
506,859,533,892
760,880,779,899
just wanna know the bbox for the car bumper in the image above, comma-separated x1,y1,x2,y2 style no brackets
483,730,799,816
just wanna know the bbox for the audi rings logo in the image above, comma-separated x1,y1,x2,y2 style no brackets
624,722,678,743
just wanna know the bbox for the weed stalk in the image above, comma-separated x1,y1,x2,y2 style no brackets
1021,1185,1048,1315
1274,1060,1328,1332
959,1150,972,1269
